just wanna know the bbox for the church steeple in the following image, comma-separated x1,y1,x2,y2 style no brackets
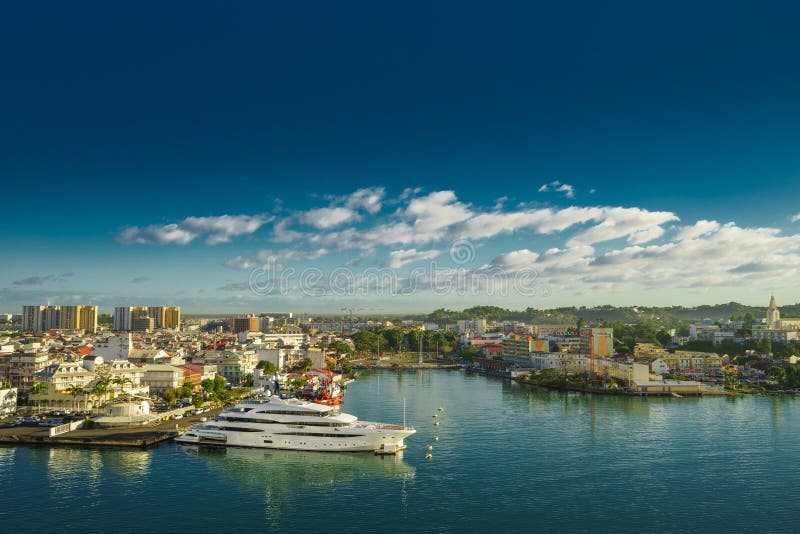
767,295,780,328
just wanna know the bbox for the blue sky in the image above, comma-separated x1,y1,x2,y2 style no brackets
2,1,800,313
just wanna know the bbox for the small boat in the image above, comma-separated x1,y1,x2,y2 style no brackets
437,406,444,411
433,436,439,441
671,392,683,398
425,454,433,460
426,445,433,451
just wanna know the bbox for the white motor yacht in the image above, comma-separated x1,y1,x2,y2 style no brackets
176,395,415,454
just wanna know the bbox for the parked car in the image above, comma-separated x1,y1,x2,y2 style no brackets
1,421,19,428
38,419,63,427
171,413,183,420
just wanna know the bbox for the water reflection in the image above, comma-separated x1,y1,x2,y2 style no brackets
102,449,153,477
181,445,414,518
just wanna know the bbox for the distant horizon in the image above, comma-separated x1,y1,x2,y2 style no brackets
3,297,792,319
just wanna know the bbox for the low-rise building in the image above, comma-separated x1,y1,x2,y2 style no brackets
142,364,183,394
9,352,54,391
0,388,17,416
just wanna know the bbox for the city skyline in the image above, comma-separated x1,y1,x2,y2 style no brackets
3,3,800,312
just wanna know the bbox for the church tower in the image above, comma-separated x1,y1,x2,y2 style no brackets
767,295,780,328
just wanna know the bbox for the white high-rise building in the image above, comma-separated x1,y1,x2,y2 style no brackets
114,307,133,331
22,305,45,332
93,333,132,361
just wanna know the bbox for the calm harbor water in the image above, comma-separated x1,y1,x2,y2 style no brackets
2,370,800,533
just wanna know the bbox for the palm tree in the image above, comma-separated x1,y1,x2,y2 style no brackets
28,382,49,412
65,384,85,413
30,382,48,394
111,376,133,397
89,381,109,411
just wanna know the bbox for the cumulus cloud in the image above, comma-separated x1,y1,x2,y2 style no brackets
566,207,679,246
675,220,721,241
486,223,800,292
791,213,800,223
116,214,271,245
345,187,385,214
300,207,355,229
383,249,442,269
113,186,800,301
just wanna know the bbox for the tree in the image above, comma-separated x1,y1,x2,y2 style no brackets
177,382,194,399
30,382,48,395
655,330,672,346
90,381,108,411
213,376,226,394
192,393,204,408
243,373,254,387
329,341,351,355
65,384,85,412
768,366,787,383
111,376,133,396
163,389,176,405
724,374,738,390
201,379,216,395
256,360,277,374
457,346,481,361
291,358,313,372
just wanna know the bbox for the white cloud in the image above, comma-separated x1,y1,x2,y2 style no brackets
675,220,721,241
566,207,679,246
791,213,800,223
345,187,385,214
383,248,442,269
226,248,330,270
487,223,800,293
556,184,575,198
539,180,575,198
300,207,356,229
115,187,800,304
116,215,270,245
182,215,272,245
404,191,472,233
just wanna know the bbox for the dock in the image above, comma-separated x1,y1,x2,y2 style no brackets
0,425,177,449
0,406,223,449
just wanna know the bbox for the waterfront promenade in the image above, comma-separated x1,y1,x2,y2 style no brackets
0,407,222,448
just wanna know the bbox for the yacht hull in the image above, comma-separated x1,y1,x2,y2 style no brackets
176,426,413,452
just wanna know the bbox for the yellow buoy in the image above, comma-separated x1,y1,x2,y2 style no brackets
425,453,433,460
426,445,433,451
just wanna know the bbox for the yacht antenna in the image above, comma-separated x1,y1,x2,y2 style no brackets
403,397,406,429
